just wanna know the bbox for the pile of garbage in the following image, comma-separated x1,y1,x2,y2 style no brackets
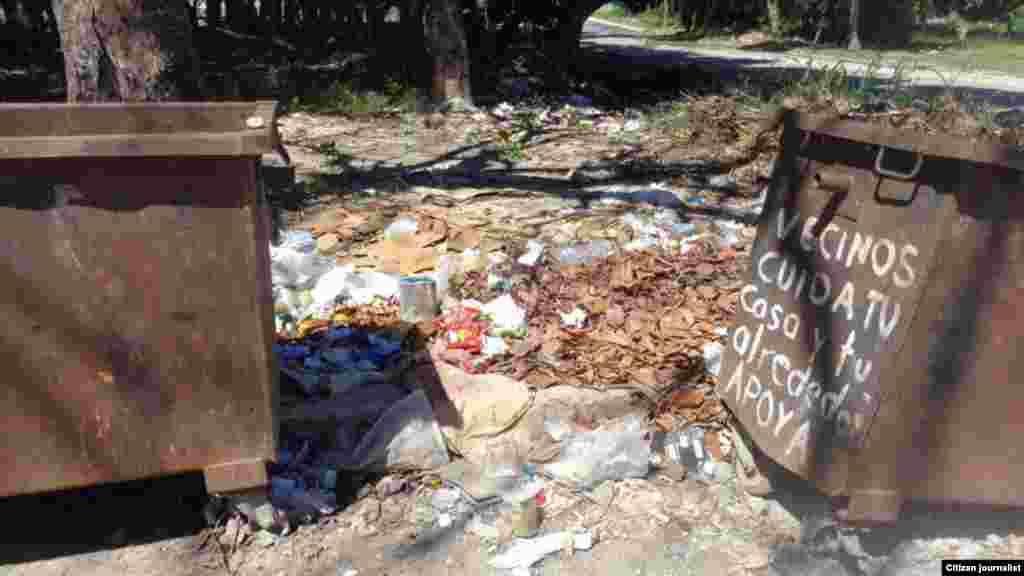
257,200,753,560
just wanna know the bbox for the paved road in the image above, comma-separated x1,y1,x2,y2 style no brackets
583,17,1024,108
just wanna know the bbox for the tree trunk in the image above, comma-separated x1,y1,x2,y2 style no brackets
207,0,221,26
861,0,914,47
848,0,862,48
767,0,783,35
424,0,472,107
55,0,201,101
266,0,279,34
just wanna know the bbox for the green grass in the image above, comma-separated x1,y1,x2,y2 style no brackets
290,78,417,116
594,2,630,19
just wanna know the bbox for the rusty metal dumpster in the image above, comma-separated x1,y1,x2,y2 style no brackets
0,102,280,498
721,110,1024,524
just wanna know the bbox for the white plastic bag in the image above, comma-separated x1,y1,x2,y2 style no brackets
337,390,450,472
544,414,651,490
482,294,527,337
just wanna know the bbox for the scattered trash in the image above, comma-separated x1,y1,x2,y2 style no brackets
399,275,439,323
434,363,532,458
656,426,723,482
493,102,515,119
506,479,545,538
488,531,588,571
713,220,744,248
559,306,588,330
517,239,545,266
376,475,407,498
555,239,615,266
708,174,738,191
384,216,419,240
325,389,451,472
431,487,462,511
488,273,512,291
623,119,642,132
544,414,651,490
482,294,527,337
482,335,510,356
702,342,724,377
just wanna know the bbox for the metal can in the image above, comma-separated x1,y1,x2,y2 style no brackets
510,496,541,538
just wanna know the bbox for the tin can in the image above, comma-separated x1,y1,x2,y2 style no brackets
510,496,541,538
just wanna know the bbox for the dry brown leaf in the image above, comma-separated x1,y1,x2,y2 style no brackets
704,430,723,460
448,227,482,251
667,388,706,409
527,371,559,388
605,306,626,326
634,367,659,389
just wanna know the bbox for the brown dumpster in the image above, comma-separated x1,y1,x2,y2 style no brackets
721,110,1024,524
0,102,280,498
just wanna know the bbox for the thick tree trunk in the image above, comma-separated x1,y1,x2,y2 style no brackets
861,0,914,47
207,0,221,27
767,0,783,35
848,0,862,48
266,0,280,34
425,0,472,107
56,0,201,101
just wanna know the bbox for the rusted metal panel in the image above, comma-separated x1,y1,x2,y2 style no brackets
0,101,278,159
722,110,1024,523
0,103,278,498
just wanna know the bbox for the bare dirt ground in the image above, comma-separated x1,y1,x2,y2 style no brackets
5,84,1024,576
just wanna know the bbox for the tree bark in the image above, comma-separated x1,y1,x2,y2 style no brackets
848,0,862,48
55,0,201,101
424,0,472,107
767,0,784,35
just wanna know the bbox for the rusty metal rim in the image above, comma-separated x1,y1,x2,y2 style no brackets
794,112,1024,173
0,132,271,159
0,101,279,159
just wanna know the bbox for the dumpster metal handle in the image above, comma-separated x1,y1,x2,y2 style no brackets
874,146,923,180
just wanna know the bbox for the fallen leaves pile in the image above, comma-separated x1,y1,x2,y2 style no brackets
448,237,748,427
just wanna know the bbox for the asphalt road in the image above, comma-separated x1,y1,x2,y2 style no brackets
582,17,1024,109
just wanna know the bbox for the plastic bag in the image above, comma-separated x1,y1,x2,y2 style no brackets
337,389,450,472
270,232,335,290
482,294,527,337
544,414,651,489
383,215,419,241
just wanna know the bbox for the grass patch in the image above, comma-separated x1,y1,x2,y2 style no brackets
291,78,417,116
594,2,630,19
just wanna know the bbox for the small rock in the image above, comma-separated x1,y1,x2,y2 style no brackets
356,522,378,537
356,498,382,524
380,499,405,526
995,107,1024,129
316,233,340,254
335,559,358,576
668,541,689,560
